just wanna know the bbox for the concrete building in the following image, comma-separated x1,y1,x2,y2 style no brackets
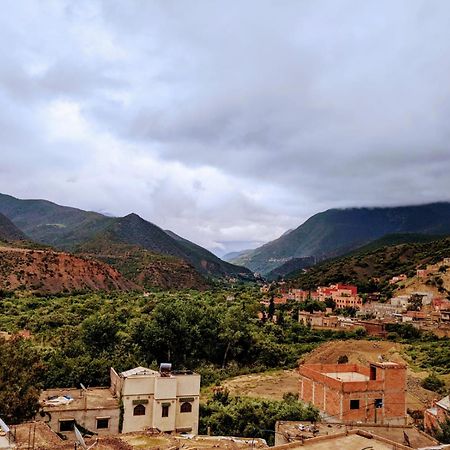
274,421,439,449
110,366,200,434
38,365,200,436
38,387,119,436
299,362,407,425
317,284,362,309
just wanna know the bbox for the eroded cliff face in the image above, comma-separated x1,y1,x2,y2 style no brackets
0,246,138,294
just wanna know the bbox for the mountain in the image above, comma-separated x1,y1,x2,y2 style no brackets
222,249,253,262
77,230,209,290
230,203,450,275
286,234,450,294
79,215,254,280
0,193,111,248
265,256,316,281
0,193,253,281
0,212,27,242
0,244,137,294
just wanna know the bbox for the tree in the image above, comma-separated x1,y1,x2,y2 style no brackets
421,373,446,394
81,313,119,352
0,337,44,424
268,296,275,319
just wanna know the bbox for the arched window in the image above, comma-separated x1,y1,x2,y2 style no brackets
133,404,146,416
180,402,192,413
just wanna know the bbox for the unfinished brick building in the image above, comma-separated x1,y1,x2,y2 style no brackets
299,362,407,425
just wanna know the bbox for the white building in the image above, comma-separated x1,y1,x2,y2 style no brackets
110,365,201,434
39,365,200,436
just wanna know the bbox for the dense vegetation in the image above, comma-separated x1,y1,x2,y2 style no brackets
0,287,364,423
385,323,450,375
200,390,319,445
287,236,450,298
0,212,27,241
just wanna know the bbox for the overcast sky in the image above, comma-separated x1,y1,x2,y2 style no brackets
1,0,450,255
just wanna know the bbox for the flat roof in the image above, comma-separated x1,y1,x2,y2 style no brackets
292,433,399,449
276,421,438,449
40,387,118,411
119,366,199,378
120,366,159,377
324,372,369,382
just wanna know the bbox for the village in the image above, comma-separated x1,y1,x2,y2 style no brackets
263,257,450,338
1,257,450,449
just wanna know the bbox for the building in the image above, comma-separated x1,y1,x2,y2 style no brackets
38,365,200,436
317,284,362,309
353,320,388,338
110,365,200,434
0,418,13,450
298,312,340,329
389,274,407,285
274,421,439,449
271,428,432,450
358,301,403,319
424,395,450,434
299,362,407,425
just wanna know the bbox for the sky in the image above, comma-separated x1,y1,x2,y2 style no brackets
1,0,450,256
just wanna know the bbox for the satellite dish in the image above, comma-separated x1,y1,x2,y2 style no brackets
74,425,87,450
74,425,97,450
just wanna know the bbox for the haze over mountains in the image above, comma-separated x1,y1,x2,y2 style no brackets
228,203,450,275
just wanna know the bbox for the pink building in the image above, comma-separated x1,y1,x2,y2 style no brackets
317,284,362,309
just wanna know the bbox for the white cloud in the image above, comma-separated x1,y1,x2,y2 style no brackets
1,0,450,254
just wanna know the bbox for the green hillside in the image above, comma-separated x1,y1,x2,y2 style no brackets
286,235,450,294
77,231,209,290
0,212,27,242
79,214,254,280
231,203,450,274
0,193,111,248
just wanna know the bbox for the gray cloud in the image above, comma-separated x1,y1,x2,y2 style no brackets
1,0,450,254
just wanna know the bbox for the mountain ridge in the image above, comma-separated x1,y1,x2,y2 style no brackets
230,202,450,274
0,193,253,281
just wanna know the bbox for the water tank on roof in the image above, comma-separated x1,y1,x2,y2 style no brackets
160,363,172,375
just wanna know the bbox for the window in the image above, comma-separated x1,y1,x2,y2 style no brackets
370,365,377,380
375,398,383,409
162,404,170,417
180,402,192,413
350,399,360,410
133,404,146,416
96,418,110,429
59,420,75,432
